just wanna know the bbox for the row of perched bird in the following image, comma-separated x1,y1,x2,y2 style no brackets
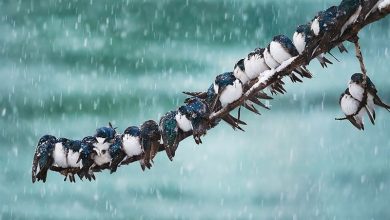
32,0,390,183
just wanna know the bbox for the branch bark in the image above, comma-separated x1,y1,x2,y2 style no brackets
48,0,390,180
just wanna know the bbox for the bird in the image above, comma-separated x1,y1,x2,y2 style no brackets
244,48,271,80
348,73,390,122
32,135,57,183
108,135,126,174
116,126,144,169
338,0,362,37
366,0,387,19
140,120,161,170
267,35,312,82
338,88,365,130
77,136,100,181
62,139,83,182
159,110,181,161
293,24,333,68
233,59,250,85
213,72,243,108
233,48,271,85
310,6,348,53
52,137,82,182
184,97,211,144
93,123,117,166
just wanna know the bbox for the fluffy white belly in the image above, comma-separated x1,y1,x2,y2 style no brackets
244,56,269,79
341,95,360,115
67,150,81,168
311,18,320,36
122,135,143,157
270,41,292,63
233,65,250,84
94,142,110,151
53,143,68,168
175,112,193,132
348,83,364,101
264,48,280,69
293,32,306,54
94,152,112,166
220,80,243,107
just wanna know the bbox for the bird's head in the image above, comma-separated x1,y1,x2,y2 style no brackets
123,126,141,138
95,124,116,144
37,135,57,146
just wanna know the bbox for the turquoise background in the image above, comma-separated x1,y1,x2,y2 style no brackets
0,0,390,219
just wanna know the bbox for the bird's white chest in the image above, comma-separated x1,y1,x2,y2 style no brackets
341,95,360,116
348,83,365,101
67,150,81,168
270,41,292,64
264,48,280,69
93,142,112,165
53,143,68,168
175,112,193,132
94,152,112,166
219,80,243,107
293,32,306,54
311,18,320,36
122,135,142,157
244,55,269,80
233,65,250,84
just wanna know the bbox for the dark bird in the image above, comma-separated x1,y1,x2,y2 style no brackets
338,0,362,36
93,123,117,166
77,136,100,181
159,110,181,161
32,135,57,183
108,135,126,174
338,88,365,130
348,73,390,121
184,97,211,144
293,24,333,68
140,120,161,170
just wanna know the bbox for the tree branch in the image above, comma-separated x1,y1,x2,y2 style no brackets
46,0,390,181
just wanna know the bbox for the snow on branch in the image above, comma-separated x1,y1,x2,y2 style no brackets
33,0,390,183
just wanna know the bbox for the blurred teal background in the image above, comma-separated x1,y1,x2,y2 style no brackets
1,0,390,219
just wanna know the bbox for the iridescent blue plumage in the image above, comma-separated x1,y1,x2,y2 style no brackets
124,126,141,137
159,110,179,161
78,136,98,181
215,72,236,91
108,135,126,174
185,97,210,144
32,135,57,183
95,124,116,141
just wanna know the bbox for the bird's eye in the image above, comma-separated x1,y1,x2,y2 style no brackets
101,150,107,154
